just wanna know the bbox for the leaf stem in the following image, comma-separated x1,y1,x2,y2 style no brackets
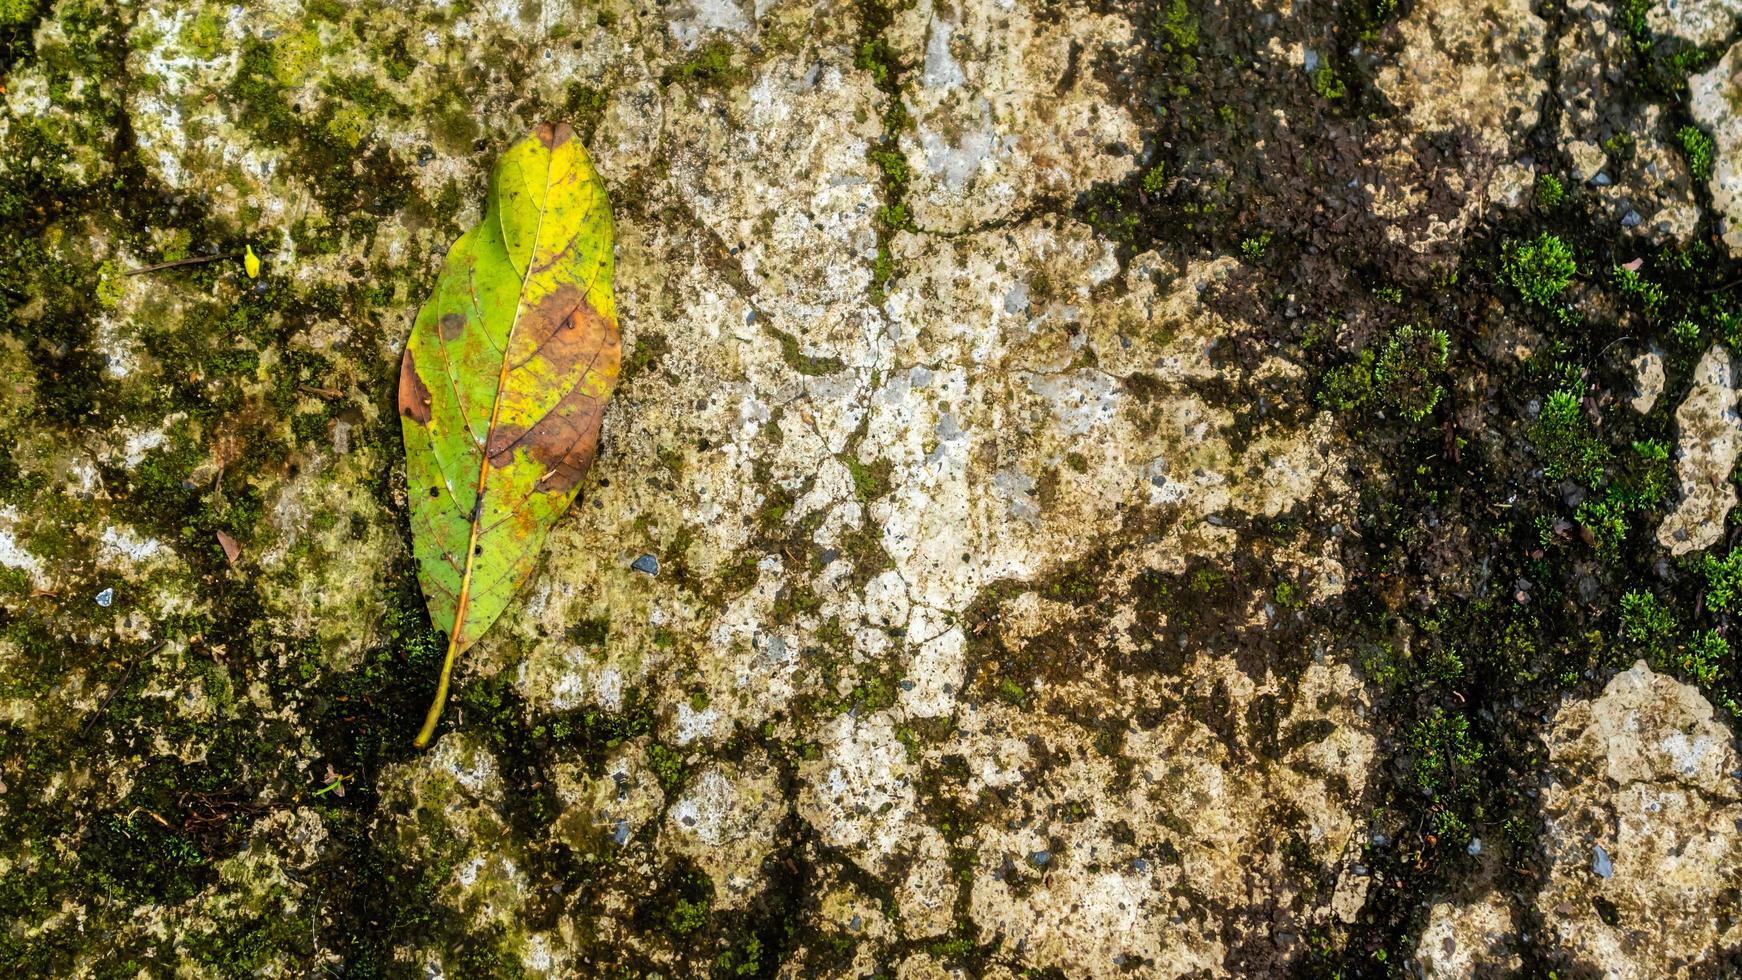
413,629,463,748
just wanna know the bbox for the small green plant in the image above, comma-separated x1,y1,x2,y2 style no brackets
1317,352,1373,412
1535,173,1565,210
646,742,685,793
1678,125,1717,181
668,896,711,935
669,38,741,89
1612,264,1667,318
1531,387,1610,484
1408,708,1482,795
0,0,41,27
1626,439,1672,507
1240,231,1272,260
1373,325,1450,421
1676,630,1727,688
1503,233,1577,307
1620,589,1676,653
1313,63,1346,100
1575,497,1629,560
1701,547,1742,613
1142,164,1167,194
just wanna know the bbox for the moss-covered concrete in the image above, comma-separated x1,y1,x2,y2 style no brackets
3,0,1742,975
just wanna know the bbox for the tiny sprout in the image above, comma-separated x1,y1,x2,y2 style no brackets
244,244,262,279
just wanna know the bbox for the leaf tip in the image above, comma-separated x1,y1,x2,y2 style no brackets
534,121,575,149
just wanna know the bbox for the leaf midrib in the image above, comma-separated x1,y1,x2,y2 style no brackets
449,147,559,647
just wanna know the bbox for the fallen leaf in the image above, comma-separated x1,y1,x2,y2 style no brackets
399,122,622,748
216,530,241,566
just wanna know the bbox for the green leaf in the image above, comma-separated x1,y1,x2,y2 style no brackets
399,122,621,747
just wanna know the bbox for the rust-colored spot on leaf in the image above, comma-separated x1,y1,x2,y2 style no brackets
398,349,433,423
486,292,620,495
439,312,466,341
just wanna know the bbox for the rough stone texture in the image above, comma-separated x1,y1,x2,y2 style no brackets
1651,0,1742,46
1368,0,1547,261
1413,889,1522,979
1559,0,1699,243
5,0,1742,975
1657,345,1742,555
1535,662,1742,977
1693,43,1742,256
1631,348,1665,414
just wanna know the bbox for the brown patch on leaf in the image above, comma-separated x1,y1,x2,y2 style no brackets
399,348,433,423
439,312,466,341
486,290,621,494
535,121,574,150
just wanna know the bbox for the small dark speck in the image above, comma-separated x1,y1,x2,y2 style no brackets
899,679,915,691
820,548,839,565
632,554,659,576
417,146,435,166
746,309,757,323
1029,850,1051,866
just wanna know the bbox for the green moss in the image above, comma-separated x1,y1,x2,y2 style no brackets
1530,387,1610,485
869,148,910,189
1318,349,1375,412
564,82,610,143
667,39,741,89
1141,164,1167,194
1620,589,1676,653
1677,124,1716,182
1373,325,1449,422
769,325,845,376
844,455,892,501
1613,264,1667,318
646,741,685,794
1574,496,1629,560
668,895,711,935
1319,325,1449,421
1700,546,1742,613
1160,0,1198,50
1406,708,1482,795
95,258,123,308
1311,63,1345,101
565,616,611,647
1502,233,1577,307
1535,173,1565,210
0,0,39,26
1677,629,1728,689
854,36,896,88
182,9,225,60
